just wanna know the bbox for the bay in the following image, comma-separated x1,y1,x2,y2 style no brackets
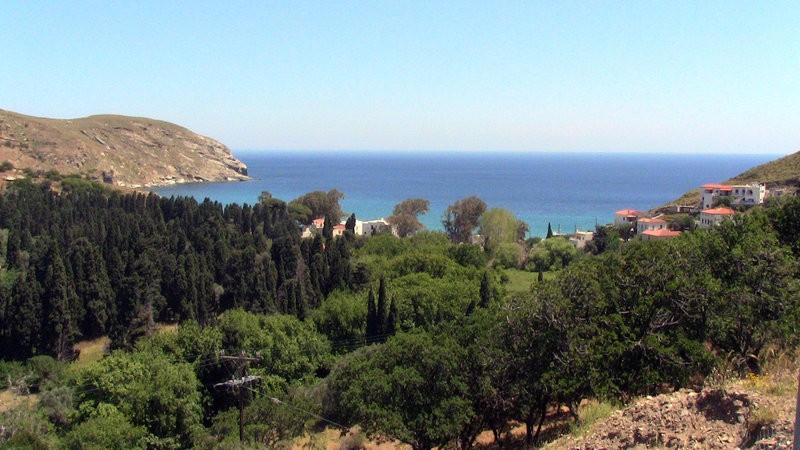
152,151,778,238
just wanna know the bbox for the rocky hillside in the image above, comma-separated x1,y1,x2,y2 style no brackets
0,109,249,188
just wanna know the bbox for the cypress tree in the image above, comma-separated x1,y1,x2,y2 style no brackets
345,213,356,232
386,297,398,336
465,298,477,317
377,276,387,335
366,288,377,338
323,216,333,242
479,271,491,308
546,222,553,239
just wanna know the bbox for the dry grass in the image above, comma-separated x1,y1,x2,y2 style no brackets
290,426,407,450
0,389,38,413
72,336,110,368
568,399,620,439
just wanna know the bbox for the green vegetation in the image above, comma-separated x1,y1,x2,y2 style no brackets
2,178,800,448
442,195,487,243
387,198,430,237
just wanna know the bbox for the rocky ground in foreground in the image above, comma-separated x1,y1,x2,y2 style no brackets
552,383,796,449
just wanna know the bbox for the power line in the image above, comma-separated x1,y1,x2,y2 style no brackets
244,386,348,431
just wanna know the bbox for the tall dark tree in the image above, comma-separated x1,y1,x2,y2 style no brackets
366,288,377,339
376,276,388,335
322,216,333,242
479,271,491,308
386,297,398,336
546,222,553,239
345,213,357,232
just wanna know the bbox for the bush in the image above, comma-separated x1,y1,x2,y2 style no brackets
0,360,25,387
493,242,525,269
0,161,13,171
26,356,65,392
448,244,488,268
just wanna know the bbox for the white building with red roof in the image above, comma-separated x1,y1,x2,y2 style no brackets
701,183,765,209
332,224,346,237
614,209,647,227
699,207,736,228
641,229,681,241
636,217,667,234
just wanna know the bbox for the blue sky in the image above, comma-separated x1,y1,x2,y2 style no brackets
1,1,798,154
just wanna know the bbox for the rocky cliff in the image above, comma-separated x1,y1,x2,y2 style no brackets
0,109,249,188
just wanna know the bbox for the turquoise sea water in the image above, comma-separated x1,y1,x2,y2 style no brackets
152,151,778,238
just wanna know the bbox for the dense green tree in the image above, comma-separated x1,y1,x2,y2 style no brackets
75,349,203,447
288,189,345,225
442,196,486,244
217,310,331,385
63,405,148,450
584,224,621,255
339,330,472,450
210,390,315,447
388,198,430,237
479,208,519,253
311,290,366,351
527,236,580,271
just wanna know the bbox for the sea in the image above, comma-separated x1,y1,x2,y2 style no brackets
151,151,779,238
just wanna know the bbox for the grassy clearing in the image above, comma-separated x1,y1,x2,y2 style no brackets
0,389,39,413
503,268,553,294
72,336,110,368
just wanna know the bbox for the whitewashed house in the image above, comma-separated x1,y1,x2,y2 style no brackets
701,183,765,209
636,217,667,234
699,207,736,228
641,229,681,241
614,209,647,227
569,231,594,249
354,218,392,236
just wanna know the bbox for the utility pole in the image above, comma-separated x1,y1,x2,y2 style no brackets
214,351,261,442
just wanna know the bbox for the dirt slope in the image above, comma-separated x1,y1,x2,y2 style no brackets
553,385,795,449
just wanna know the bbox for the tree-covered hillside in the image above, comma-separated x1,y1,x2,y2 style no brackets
1,178,799,448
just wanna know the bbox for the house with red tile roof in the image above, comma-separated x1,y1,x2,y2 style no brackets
636,217,667,234
641,229,681,241
699,207,736,228
614,209,647,227
701,183,765,209
332,224,346,238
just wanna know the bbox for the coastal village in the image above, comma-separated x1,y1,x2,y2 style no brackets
300,181,774,249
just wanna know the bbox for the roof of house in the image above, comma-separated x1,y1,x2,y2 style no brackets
701,207,736,215
615,209,646,216
312,218,325,224
701,183,733,191
638,217,667,223
642,229,681,237
333,225,346,230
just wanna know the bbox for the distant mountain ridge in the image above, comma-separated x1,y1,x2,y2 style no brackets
660,150,800,210
0,109,249,188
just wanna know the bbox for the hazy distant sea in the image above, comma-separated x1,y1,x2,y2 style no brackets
151,151,778,238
